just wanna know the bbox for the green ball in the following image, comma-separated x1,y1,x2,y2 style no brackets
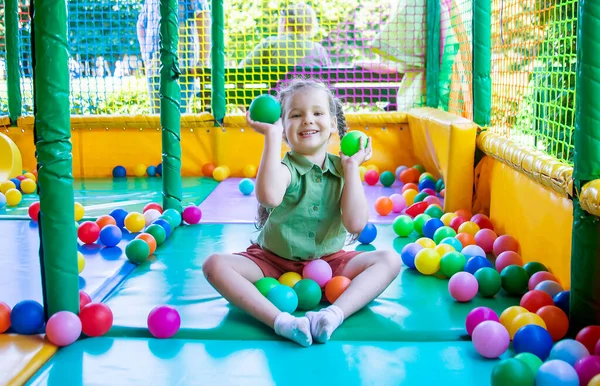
435,179,445,192
424,205,444,219
255,277,280,297
413,191,429,203
419,173,435,183
340,131,368,157
522,261,548,277
161,209,182,229
474,267,502,297
249,94,281,124
125,239,151,264
293,279,322,310
439,251,466,277
413,214,431,235
393,215,414,237
413,165,425,173
433,226,456,244
500,265,529,296
145,224,167,245
513,352,543,375
380,171,395,187
490,358,534,386
355,244,376,252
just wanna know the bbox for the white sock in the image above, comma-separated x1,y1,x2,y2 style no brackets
273,312,313,347
305,305,345,343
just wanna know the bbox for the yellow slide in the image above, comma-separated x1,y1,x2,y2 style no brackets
0,132,22,182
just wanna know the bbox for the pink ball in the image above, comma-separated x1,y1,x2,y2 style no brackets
474,228,497,253
528,271,559,291
421,188,437,196
389,194,407,213
574,355,600,386
472,320,510,358
148,306,181,339
448,272,479,302
466,306,500,336
423,195,441,207
495,251,523,273
46,311,82,347
182,205,202,225
493,234,520,256
302,259,333,288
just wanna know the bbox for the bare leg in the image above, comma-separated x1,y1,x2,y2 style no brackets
203,253,312,346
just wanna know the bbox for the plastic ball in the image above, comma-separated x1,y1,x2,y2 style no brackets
239,178,255,195
125,239,151,264
5,188,22,206
213,166,230,182
267,285,298,313
536,305,569,341
399,168,420,184
461,244,486,259
112,166,127,178
293,279,322,310
325,276,351,303
143,209,162,226
392,215,414,237
302,260,332,288
535,280,564,298
491,358,535,386
414,248,441,275
379,171,395,187
405,201,428,218
529,271,559,291
134,164,147,177
514,352,543,375
474,228,497,253
440,212,457,226
509,312,547,339
513,324,554,360
548,339,590,366
243,164,257,178
182,205,202,224
500,265,529,295
499,306,528,329
20,178,37,194
455,232,477,248
401,243,423,269
109,208,128,228
448,271,478,302
143,203,163,214
576,325,600,354
78,221,100,244
535,360,579,386
395,165,407,179
423,195,441,207
202,163,216,177
374,196,393,216
152,219,172,239
99,224,122,247
146,165,157,177
135,233,157,255
553,291,570,316
434,243,455,257
474,267,502,297
95,215,117,230
590,374,600,386
415,237,436,249
249,94,281,124
79,303,113,337
466,306,500,336
23,172,36,182
255,277,280,297
359,166,367,181
520,290,554,313
523,261,549,277
10,300,45,335
79,291,92,311
0,180,16,194
358,223,377,244
418,179,436,192
124,212,146,233
156,163,163,176
439,251,466,277
364,170,379,186
412,214,431,235
278,272,302,287
0,302,11,333
457,221,480,236
495,251,523,273
145,224,167,246
464,256,493,274
389,194,406,213
423,205,444,219
449,216,467,232
574,355,600,386
493,234,520,256
46,311,82,346
441,237,464,251
413,192,429,203
433,226,456,244
148,305,181,339
402,183,418,193
472,320,510,358
412,164,425,173
422,218,444,239
161,208,182,229
435,179,445,192
77,251,85,274
28,201,40,221
402,188,418,206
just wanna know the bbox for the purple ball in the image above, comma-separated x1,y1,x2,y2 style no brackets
147,306,181,339
461,245,486,259
46,311,82,347
302,259,332,287
182,206,202,225
466,306,499,336
401,243,423,269
448,271,479,302
472,320,510,358
574,355,600,386
535,360,579,386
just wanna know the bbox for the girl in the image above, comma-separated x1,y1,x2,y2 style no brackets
203,78,401,347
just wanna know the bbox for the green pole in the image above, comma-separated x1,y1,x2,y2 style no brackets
160,0,182,212
5,0,23,123
426,0,440,107
33,0,79,317
571,0,600,330
211,0,225,124
472,0,491,125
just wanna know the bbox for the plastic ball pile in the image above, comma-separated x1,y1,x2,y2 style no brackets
0,171,38,208
112,163,162,178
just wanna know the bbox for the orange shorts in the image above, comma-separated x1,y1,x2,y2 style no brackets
236,244,361,279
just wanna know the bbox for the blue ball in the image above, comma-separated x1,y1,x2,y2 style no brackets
463,255,493,274
513,324,554,361
109,208,128,229
395,166,407,179
112,166,127,178
440,237,463,251
10,178,21,191
156,163,163,176
266,285,298,313
0,193,6,209
99,224,123,247
401,242,423,269
548,339,589,366
238,178,255,195
10,300,45,335
422,218,444,239
535,360,579,386
418,179,436,191
553,290,570,316
147,165,157,177
153,218,172,238
358,223,377,244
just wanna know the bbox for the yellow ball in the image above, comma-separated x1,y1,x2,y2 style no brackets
416,237,436,249
20,178,37,194
435,243,455,256
402,189,418,206
588,374,600,386
440,212,458,226
74,202,85,221
499,306,528,329
419,172,434,183
457,221,480,236
77,251,85,274
1,181,16,194
414,248,442,275
359,166,367,181
243,164,257,178
5,188,22,206
134,164,147,177
278,272,302,287
23,172,36,182
124,212,146,233
508,312,547,339
366,164,380,173
213,166,229,182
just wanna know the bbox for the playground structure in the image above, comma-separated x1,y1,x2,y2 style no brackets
0,0,599,384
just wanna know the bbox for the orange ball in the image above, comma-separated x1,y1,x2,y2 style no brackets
455,232,476,248
536,305,569,341
325,276,351,303
0,302,10,333
96,215,117,230
135,233,157,255
202,163,216,177
455,209,473,219
401,183,418,193
374,197,394,216
399,168,420,184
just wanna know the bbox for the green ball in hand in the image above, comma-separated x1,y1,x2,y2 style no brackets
249,95,281,124
340,131,368,157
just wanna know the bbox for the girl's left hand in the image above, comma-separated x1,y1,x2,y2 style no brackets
340,136,372,167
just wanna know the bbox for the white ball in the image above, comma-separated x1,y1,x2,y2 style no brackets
144,209,162,226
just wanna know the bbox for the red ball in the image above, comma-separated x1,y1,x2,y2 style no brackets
576,325,600,354
492,234,520,256
404,201,428,218
79,303,113,337
16,175,27,181
449,216,466,232
471,214,495,231
474,228,497,253
77,221,100,244
364,170,379,186
495,251,523,273
79,291,92,311
520,290,554,313
143,203,163,214
421,188,436,196
28,201,41,222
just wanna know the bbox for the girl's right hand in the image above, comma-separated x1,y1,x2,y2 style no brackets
246,111,284,137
